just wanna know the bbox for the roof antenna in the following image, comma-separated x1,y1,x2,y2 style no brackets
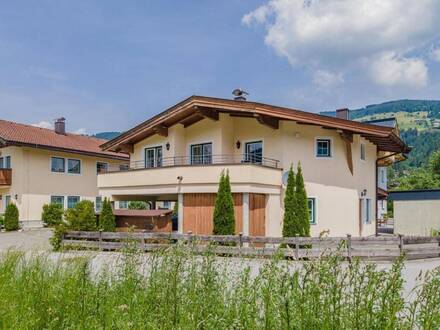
232,88,249,101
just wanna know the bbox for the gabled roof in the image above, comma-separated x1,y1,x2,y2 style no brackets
362,117,398,128
0,119,128,160
101,95,410,154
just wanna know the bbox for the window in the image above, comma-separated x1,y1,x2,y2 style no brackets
51,196,64,208
362,198,372,224
190,143,212,164
97,162,108,174
0,156,11,169
145,146,163,168
51,157,65,173
380,169,386,184
244,141,263,164
360,143,366,161
95,197,103,212
119,201,128,209
4,195,11,208
67,196,80,209
316,139,331,157
67,159,81,174
308,198,316,224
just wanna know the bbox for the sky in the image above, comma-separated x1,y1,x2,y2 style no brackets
1,0,440,134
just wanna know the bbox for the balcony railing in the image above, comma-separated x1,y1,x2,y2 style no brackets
0,169,12,186
102,154,280,173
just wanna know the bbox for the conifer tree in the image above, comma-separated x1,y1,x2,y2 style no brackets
213,170,235,235
4,203,19,231
295,162,310,237
282,165,297,237
99,198,116,232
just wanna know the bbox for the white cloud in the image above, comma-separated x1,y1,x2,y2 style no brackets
243,0,440,87
313,70,344,88
32,121,53,129
431,48,440,62
72,128,87,135
369,52,428,88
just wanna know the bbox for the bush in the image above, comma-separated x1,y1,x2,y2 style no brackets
295,162,310,237
64,200,97,231
41,203,63,227
0,214,4,228
282,165,297,237
50,223,67,251
213,170,235,235
128,201,148,210
99,198,116,232
4,203,19,231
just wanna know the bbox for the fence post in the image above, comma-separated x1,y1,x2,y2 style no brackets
238,232,243,248
295,234,300,260
140,230,146,252
399,234,404,255
99,229,103,251
187,231,193,244
346,234,352,262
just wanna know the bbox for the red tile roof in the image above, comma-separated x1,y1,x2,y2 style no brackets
0,119,128,160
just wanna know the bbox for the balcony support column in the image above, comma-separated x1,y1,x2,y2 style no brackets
177,193,184,234
242,193,250,236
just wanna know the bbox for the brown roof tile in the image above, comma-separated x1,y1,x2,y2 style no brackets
0,119,128,160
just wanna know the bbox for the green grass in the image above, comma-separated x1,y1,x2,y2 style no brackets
0,247,439,329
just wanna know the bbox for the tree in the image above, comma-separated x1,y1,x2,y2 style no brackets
99,198,116,232
128,201,148,210
213,170,235,235
4,203,19,231
41,203,63,227
282,165,297,237
295,162,310,237
65,200,97,231
429,150,440,176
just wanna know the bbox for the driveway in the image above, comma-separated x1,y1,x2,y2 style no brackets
0,228,52,251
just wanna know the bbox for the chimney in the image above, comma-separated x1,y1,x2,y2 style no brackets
54,117,66,135
336,108,349,120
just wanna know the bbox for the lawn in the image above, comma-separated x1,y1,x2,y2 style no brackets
0,246,439,329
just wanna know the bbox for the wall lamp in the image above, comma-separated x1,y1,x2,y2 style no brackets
166,142,170,151
236,140,241,149
361,189,367,197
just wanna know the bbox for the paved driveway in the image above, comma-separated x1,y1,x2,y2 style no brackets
0,228,52,251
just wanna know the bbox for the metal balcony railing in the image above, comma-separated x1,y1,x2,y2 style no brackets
102,154,280,173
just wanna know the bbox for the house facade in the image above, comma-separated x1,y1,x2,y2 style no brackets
0,118,128,227
97,96,409,237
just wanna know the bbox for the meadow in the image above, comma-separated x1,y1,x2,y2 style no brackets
0,245,439,329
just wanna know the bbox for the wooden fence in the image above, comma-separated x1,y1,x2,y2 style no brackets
61,231,440,260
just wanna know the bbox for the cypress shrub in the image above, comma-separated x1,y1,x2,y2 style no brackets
65,200,97,231
99,198,116,232
4,203,19,231
41,203,63,227
213,170,235,235
295,162,310,237
282,165,298,237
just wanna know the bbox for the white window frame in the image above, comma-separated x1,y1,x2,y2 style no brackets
144,145,163,168
315,137,333,158
50,156,82,175
362,198,372,224
4,195,11,209
188,141,213,165
67,158,81,175
50,195,65,208
308,197,318,225
95,196,103,212
244,140,264,164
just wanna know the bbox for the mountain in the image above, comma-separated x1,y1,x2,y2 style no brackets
93,132,121,140
321,100,440,171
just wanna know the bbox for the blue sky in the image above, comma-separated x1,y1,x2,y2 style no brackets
1,0,440,134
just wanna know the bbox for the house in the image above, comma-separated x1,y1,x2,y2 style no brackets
389,190,440,236
0,118,128,227
97,95,409,237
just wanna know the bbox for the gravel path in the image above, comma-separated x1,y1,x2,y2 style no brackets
0,228,52,251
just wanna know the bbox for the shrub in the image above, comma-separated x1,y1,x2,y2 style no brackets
0,214,4,228
213,170,235,235
50,223,67,251
41,203,63,227
128,201,148,210
295,162,310,237
64,200,97,231
4,203,19,231
282,165,297,237
99,198,116,232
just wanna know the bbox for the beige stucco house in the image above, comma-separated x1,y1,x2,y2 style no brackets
98,95,409,237
0,118,128,227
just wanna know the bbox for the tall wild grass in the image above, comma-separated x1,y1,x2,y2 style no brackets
0,246,438,329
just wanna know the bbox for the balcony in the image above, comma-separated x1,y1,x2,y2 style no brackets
102,154,280,173
0,169,12,186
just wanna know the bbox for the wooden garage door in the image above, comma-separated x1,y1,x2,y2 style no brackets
183,193,243,235
249,193,266,236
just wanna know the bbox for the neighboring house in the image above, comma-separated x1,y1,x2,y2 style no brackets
389,190,440,236
0,118,128,227
97,95,409,237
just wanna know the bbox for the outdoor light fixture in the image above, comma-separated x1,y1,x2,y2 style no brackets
166,142,170,151
236,140,241,149
361,189,367,197
14,194,18,200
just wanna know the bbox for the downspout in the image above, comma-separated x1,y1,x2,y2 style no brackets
375,152,406,235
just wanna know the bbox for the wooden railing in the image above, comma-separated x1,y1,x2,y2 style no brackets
62,231,440,260
0,169,12,186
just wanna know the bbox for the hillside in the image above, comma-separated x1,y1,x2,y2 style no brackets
321,100,440,171
93,131,121,140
